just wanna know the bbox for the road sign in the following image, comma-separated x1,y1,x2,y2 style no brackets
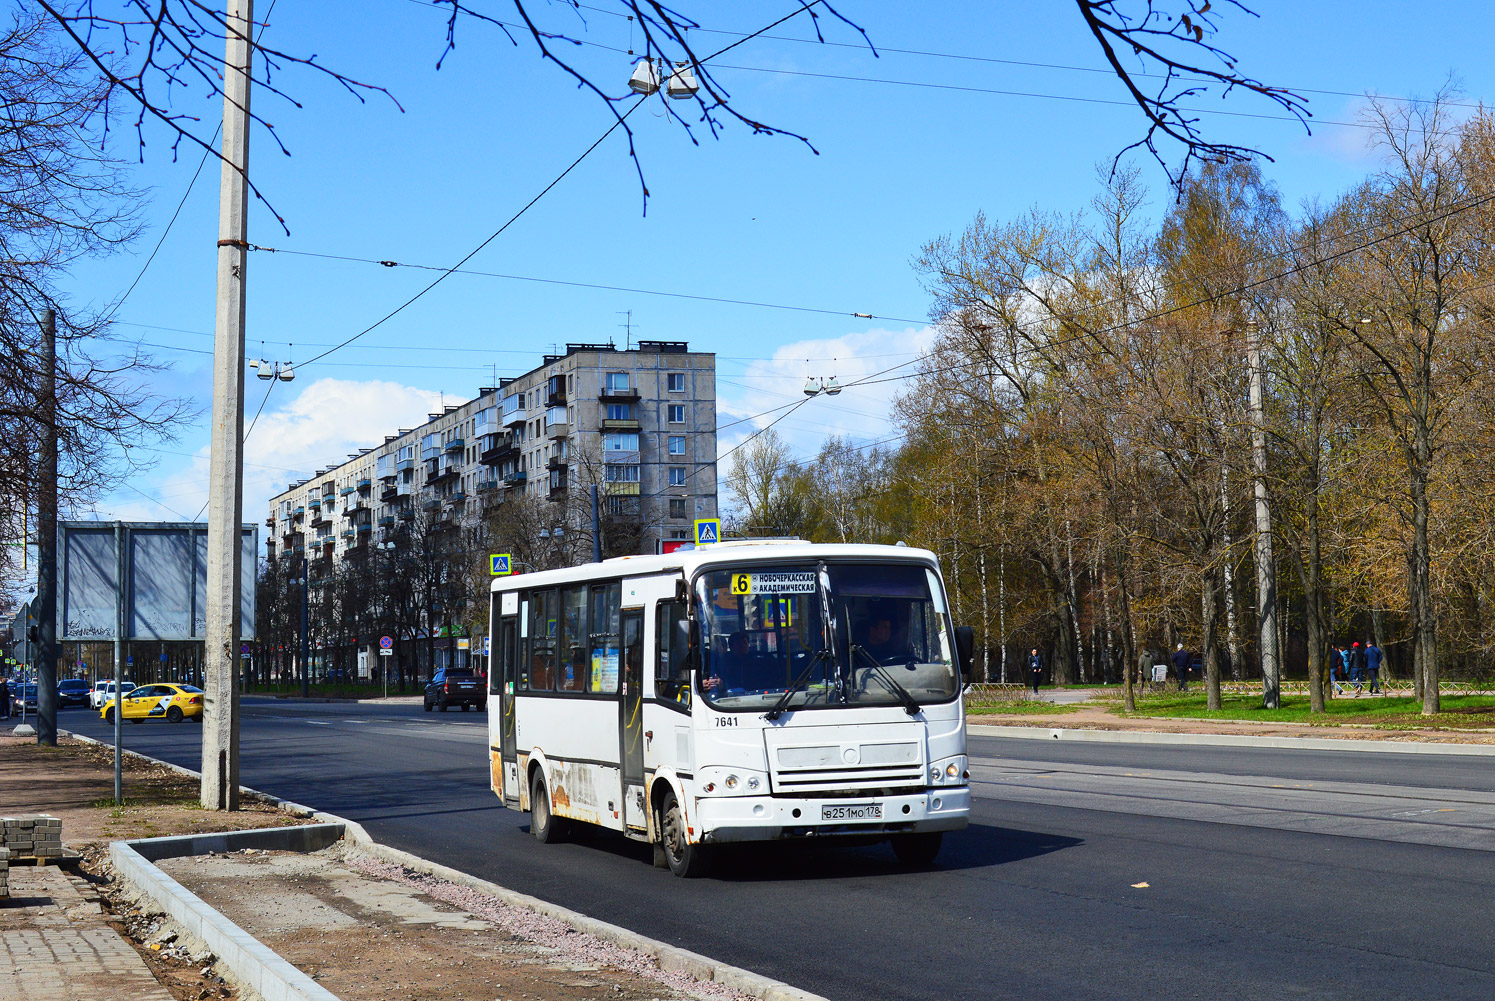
379,635,393,650
483,635,490,656
159,652,168,663
126,655,133,666
379,647,392,657
489,553,512,576
693,519,720,546
457,638,470,651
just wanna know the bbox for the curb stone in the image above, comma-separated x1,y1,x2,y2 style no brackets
60,729,828,1001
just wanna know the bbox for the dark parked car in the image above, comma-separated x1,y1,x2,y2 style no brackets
57,679,91,709
424,668,486,712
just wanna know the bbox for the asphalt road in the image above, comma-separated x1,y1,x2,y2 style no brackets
58,700,1495,1000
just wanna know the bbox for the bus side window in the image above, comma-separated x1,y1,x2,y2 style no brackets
656,601,689,703
526,590,557,691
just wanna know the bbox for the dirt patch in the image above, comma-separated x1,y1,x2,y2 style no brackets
0,734,307,844
159,846,745,1001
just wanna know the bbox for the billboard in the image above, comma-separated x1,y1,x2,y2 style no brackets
59,522,257,641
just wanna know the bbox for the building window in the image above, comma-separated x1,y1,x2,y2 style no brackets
669,528,690,540
669,498,687,519
667,372,685,393
604,432,639,451
604,463,641,483
605,372,630,393
668,404,685,423
668,466,686,486
667,435,685,455
606,403,633,421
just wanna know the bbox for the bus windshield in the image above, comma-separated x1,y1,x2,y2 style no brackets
696,562,958,712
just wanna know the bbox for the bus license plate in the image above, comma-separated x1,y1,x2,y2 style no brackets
821,803,882,822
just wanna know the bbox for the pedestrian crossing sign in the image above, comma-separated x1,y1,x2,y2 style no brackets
489,553,512,576
693,519,720,546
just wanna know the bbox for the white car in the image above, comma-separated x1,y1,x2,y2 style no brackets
89,679,136,710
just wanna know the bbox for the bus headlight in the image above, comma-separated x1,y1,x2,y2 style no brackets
929,755,968,786
725,774,740,790
696,767,769,796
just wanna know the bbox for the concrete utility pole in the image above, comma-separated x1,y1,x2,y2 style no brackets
201,0,253,810
1247,320,1281,708
300,555,309,698
35,308,57,746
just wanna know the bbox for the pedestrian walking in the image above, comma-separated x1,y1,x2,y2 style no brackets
1365,640,1383,694
0,674,8,719
1329,646,1344,697
1027,649,1043,695
1171,643,1190,692
1349,642,1366,696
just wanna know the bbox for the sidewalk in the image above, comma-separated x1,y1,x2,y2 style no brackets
0,863,174,1001
0,734,766,1001
969,703,1495,745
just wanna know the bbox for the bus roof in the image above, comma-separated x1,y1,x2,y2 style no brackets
489,541,940,592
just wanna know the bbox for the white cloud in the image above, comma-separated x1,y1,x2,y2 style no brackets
100,377,453,527
716,324,935,464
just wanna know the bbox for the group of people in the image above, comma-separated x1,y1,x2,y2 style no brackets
1330,640,1383,696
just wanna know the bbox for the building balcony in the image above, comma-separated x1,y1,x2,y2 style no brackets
476,478,499,492
503,407,527,427
601,417,641,432
546,455,566,471
293,506,305,518
344,501,367,517
422,497,441,511
397,456,414,471
603,482,641,497
503,470,528,486
378,515,396,528
444,438,464,453
341,528,356,540
480,435,518,466
547,422,569,441
308,497,321,510
356,523,372,534
340,486,355,497
549,482,568,501
448,492,467,506
430,466,459,486
474,415,500,438
292,544,306,556
380,485,398,502
265,515,275,528
599,387,641,403
545,390,567,407
310,513,329,529
357,478,372,492
398,508,415,521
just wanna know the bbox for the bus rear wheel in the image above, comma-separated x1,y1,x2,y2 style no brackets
530,772,568,844
891,832,943,867
660,790,711,878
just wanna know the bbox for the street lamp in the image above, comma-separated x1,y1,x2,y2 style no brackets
627,58,700,98
802,375,842,397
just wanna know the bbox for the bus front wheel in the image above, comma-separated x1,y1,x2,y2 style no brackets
660,791,711,878
530,772,568,844
891,832,943,867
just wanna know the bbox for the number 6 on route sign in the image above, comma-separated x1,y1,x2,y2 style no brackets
489,553,512,576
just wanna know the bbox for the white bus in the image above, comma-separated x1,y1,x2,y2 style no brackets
486,540,974,876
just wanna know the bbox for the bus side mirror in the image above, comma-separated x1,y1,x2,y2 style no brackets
954,626,975,681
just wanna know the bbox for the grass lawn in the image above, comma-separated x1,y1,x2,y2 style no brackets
1116,692,1495,728
966,701,1083,716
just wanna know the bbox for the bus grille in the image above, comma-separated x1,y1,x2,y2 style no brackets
770,741,924,794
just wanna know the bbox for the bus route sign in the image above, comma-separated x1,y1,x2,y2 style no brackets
731,571,815,596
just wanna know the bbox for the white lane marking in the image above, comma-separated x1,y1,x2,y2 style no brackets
304,720,331,726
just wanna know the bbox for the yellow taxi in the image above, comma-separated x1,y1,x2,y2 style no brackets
99,683,204,724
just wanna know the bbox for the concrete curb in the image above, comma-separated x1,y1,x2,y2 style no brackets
111,830,342,1001
968,723,1495,755
65,730,827,1001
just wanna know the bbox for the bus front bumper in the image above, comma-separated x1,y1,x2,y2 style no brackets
694,787,970,844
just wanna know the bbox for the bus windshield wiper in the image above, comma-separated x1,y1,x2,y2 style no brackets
850,643,922,716
763,648,831,722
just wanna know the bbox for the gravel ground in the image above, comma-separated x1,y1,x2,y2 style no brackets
159,845,751,1001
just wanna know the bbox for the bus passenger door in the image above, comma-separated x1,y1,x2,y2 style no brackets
499,616,519,805
620,609,646,830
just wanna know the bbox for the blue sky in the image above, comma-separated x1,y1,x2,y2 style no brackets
63,0,1495,527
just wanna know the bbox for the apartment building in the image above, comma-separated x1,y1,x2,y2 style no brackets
264,341,717,569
